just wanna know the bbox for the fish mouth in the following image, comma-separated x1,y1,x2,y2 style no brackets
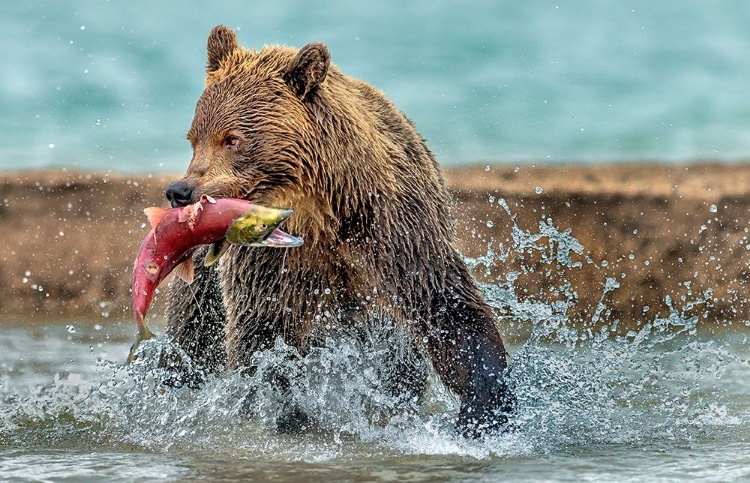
262,227,304,247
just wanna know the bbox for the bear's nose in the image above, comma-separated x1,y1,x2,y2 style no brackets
165,180,195,208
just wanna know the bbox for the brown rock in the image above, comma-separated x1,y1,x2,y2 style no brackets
2,162,748,336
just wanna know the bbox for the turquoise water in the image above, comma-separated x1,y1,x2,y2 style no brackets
2,1,750,173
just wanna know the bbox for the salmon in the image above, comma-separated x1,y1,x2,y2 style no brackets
127,195,302,363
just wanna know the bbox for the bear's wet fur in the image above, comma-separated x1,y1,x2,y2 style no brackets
164,25,514,437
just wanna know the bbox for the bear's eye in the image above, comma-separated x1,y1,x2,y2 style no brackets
222,135,242,150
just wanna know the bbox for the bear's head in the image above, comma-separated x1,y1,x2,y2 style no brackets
165,25,338,237
167,25,447,246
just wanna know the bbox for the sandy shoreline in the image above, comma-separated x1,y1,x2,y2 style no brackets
2,163,748,334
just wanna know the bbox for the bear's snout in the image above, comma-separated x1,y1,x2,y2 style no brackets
165,180,195,208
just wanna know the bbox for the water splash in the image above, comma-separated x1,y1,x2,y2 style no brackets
467,198,748,453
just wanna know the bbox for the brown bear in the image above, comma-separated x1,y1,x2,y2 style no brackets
162,25,514,437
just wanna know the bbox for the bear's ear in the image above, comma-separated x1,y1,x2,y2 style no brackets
207,25,238,74
283,42,330,100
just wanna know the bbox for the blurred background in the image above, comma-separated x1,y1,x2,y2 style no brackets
2,0,750,173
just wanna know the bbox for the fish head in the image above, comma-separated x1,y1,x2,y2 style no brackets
226,205,302,247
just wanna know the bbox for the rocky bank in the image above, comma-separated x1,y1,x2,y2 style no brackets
2,163,749,338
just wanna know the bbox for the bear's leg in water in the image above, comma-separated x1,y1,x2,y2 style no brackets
423,259,515,438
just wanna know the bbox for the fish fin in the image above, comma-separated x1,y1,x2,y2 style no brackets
174,258,195,284
204,239,230,267
141,323,156,341
126,345,138,364
126,324,156,364
144,206,169,229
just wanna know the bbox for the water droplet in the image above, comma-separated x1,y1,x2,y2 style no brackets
66,325,76,334
486,220,494,228
709,204,717,213
535,186,543,194
48,143,55,149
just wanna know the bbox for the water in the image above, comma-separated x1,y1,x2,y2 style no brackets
2,215,749,482
3,0,750,173
4,325,749,481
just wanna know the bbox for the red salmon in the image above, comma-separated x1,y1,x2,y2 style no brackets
128,195,302,363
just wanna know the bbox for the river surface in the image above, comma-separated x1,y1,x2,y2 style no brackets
2,229,749,483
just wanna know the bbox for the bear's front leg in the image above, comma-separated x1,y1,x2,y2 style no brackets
426,317,514,438
427,307,515,438
423,261,515,438
453,325,515,438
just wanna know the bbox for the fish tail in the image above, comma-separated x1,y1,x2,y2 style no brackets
126,321,156,364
